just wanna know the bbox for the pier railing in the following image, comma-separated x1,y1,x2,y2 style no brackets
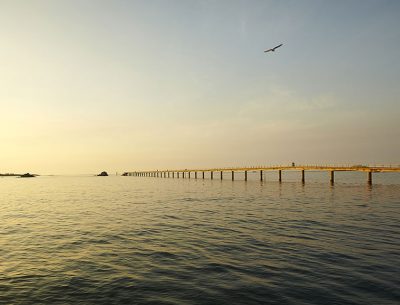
123,164,400,184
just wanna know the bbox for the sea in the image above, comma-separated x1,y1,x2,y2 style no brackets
1,171,399,305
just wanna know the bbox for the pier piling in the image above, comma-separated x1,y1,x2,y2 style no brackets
126,165,399,185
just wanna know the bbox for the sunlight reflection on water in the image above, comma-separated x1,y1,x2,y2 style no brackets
1,175,399,304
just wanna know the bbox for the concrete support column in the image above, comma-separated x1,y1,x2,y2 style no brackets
211,171,213,180
279,170,282,182
195,172,197,179
232,171,234,181
188,172,191,179
301,170,305,183
172,172,174,178
244,171,247,181
177,172,179,178
368,171,372,184
260,170,263,181
220,171,223,180
183,172,185,179
202,172,205,179
330,171,334,184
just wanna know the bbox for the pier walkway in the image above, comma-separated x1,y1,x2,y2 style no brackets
123,165,400,184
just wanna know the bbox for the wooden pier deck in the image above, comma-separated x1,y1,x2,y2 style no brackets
123,165,400,184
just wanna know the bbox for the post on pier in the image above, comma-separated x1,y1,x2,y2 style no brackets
202,172,205,179
177,172,179,178
260,170,263,181
330,171,334,184
172,172,174,178
168,172,170,178
183,172,185,178
188,172,191,179
244,171,247,181
195,172,197,179
279,170,282,182
231,171,234,181
301,170,305,183
220,171,223,180
368,171,372,184
211,171,213,180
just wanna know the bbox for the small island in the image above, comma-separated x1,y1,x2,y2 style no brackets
20,173,36,178
97,171,108,176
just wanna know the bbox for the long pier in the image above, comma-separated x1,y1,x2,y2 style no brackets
122,165,400,184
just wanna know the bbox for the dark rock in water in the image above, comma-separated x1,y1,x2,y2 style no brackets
98,171,108,176
20,173,35,178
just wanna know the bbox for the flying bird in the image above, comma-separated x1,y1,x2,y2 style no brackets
264,43,283,53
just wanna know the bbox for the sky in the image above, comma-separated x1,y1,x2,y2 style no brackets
1,0,399,174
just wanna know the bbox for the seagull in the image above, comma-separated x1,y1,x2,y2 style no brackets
264,43,283,53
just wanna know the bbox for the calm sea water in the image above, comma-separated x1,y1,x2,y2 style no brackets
1,173,399,305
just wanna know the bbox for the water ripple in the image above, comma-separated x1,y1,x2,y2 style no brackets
0,176,399,304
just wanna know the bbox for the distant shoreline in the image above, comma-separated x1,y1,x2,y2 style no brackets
0,174,21,177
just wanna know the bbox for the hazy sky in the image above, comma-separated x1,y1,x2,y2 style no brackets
1,0,399,174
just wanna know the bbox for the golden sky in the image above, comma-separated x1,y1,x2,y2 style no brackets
1,1,399,174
